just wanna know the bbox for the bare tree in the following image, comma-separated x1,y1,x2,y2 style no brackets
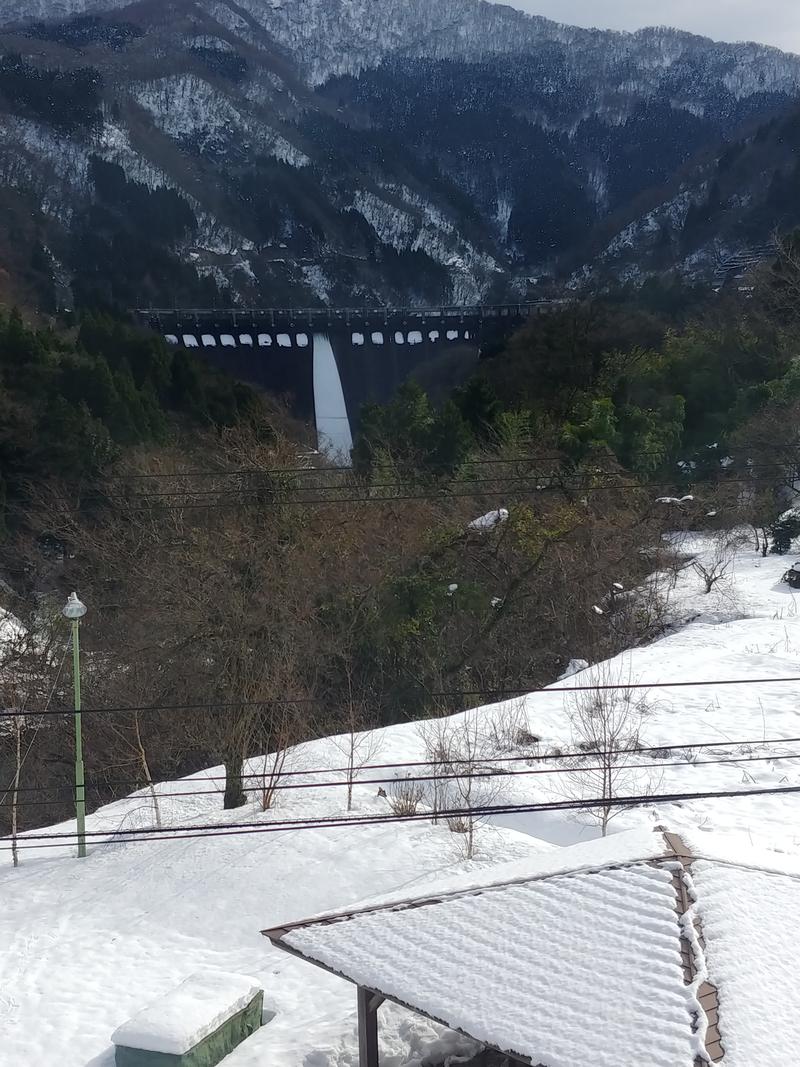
0,625,30,868
0,604,67,865
387,776,425,816
565,665,654,836
762,230,800,325
101,711,163,830
481,698,538,756
330,669,382,812
8,706,23,868
418,710,504,859
421,720,451,825
691,531,741,594
253,697,311,812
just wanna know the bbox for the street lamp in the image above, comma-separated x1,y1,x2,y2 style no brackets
63,592,87,858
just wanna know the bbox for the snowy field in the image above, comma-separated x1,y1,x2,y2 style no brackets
3,533,800,1066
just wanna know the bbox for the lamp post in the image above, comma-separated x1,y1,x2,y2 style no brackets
63,592,87,859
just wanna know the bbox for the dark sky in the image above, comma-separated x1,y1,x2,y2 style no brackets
498,1,800,52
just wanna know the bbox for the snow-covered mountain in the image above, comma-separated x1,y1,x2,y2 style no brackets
4,0,800,89
0,0,799,306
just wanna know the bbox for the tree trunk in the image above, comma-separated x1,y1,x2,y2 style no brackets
224,754,247,809
134,713,161,830
347,730,355,812
11,718,21,867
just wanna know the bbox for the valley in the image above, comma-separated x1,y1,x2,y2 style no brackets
1,4,800,1067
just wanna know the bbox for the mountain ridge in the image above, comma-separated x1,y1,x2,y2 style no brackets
0,0,798,308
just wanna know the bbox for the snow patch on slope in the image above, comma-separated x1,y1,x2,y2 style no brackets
352,189,498,303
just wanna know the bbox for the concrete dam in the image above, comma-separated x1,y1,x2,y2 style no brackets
139,303,552,455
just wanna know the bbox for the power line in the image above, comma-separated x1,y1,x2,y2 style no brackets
101,455,582,481
94,452,778,484
90,473,570,500
6,675,800,720
5,747,800,810
77,460,785,502
7,729,800,795
83,474,574,504
104,467,779,497
97,482,627,510
82,475,786,514
5,780,800,851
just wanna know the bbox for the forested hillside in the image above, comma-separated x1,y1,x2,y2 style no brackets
588,102,800,284
0,310,261,527
4,238,800,835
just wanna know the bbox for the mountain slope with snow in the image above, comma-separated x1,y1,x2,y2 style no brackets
3,533,800,1066
0,0,798,305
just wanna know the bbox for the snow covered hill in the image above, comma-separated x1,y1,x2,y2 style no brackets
4,532,800,1066
0,0,798,304
3,0,799,88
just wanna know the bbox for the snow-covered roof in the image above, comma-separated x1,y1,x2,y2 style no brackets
265,828,800,1067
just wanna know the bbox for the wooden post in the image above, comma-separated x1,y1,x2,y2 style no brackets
357,987,382,1067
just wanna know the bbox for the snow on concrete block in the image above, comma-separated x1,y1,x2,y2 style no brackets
558,658,589,681
112,971,263,1067
468,508,509,532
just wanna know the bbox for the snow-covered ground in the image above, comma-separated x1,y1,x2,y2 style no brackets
0,607,25,649
3,534,800,1066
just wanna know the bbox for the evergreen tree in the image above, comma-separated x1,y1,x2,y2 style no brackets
427,400,473,473
453,377,501,440
111,361,151,443
169,348,205,415
771,513,800,555
35,396,116,476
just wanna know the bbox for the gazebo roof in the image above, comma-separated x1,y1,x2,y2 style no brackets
264,828,800,1067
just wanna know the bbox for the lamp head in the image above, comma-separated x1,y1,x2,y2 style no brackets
62,592,87,620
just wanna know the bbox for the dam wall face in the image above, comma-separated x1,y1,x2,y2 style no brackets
142,304,550,452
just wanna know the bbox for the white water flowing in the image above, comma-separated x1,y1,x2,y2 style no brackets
312,333,353,463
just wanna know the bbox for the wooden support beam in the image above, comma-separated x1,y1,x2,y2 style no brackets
357,986,381,1067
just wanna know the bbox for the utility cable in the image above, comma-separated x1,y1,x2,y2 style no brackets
6,675,800,720
4,747,800,810
5,780,800,851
